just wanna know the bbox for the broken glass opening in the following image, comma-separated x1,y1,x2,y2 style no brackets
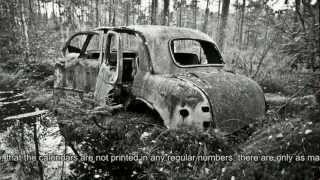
170,39,223,66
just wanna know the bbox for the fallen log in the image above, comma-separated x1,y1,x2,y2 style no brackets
0,98,29,107
3,110,49,121
265,93,318,107
0,93,25,102
88,104,123,116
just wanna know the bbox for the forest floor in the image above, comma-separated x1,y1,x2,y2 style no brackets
0,60,320,180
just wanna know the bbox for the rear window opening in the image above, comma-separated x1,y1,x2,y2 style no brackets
170,39,223,66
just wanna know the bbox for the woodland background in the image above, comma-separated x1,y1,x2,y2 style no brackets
1,0,319,94
0,0,320,179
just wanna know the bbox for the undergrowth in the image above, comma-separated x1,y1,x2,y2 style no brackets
1,58,319,180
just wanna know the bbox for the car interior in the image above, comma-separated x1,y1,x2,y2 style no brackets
109,51,137,83
174,53,200,65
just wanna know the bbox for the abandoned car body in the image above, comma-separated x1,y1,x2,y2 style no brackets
54,25,266,134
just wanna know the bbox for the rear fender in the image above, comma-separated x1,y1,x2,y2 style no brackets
132,73,213,130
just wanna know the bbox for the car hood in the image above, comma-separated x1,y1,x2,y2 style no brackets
176,71,265,134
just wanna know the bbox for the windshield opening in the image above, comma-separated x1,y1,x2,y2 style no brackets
170,39,223,66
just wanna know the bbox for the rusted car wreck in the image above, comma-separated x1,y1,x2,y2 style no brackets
54,25,266,134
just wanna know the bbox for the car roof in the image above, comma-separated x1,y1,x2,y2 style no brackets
93,25,222,74
94,25,213,42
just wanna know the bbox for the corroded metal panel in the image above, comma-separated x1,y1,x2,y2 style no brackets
54,56,99,93
128,25,218,74
176,71,266,133
132,72,212,130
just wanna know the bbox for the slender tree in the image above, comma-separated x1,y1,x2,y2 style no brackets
95,0,99,26
202,0,210,32
192,0,198,29
179,1,183,27
162,0,170,25
109,0,113,25
216,0,221,32
19,0,30,63
239,0,246,49
151,0,158,24
112,0,116,26
125,1,130,25
217,0,230,50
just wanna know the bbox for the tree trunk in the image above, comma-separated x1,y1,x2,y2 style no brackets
112,0,116,26
109,0,113,25
216,0,221,38
151,0,158,25
239,0,246,49
217,0,230,51
58,0,64,43
125,1,130,25
65,1,72,42
28,0,33,18
103,0,107,25
43,1,47,23
192,0,197,29
179,3,183,27
162,0,170,25
33,121,44,180
232,0,239,44
27,0,34,32
19,0,30,63
132,1,135,25
52,0,57,25
202,0,210,33
37,0,41,16
95,0,99,26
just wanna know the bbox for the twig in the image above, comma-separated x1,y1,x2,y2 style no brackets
154,129,170,142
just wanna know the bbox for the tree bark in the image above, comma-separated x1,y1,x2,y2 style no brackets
109,0,113,25
202,0,210,33
192,0,197,29
28,0,33,17
112,0,116,26
125,1,130,25
232,0,239,44
57,0,64,43
162,0,170,25
178,1,183,27
216,0,221,38
151,0,158,25
19,0,30,63
239,0,246,49
131,1,135,25
217,0,230,51
33,121,44,180
95,0,99,26
52,0,57,25
37,0,41,16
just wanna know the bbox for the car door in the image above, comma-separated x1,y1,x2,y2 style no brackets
56,31,101,94
94,31,123,106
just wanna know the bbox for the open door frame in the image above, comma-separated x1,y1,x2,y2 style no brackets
94,31,123,105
